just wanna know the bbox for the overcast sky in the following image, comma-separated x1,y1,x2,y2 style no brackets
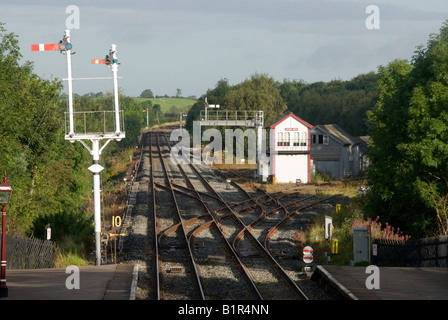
2,0,448,98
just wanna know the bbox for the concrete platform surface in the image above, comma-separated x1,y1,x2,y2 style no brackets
0,263,137,300
314,265,448,300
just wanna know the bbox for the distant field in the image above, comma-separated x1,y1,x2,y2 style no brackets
134,97,197,113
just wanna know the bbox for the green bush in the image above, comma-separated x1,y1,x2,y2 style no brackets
306,197,411,265
31,211,94,263
306,200,363,265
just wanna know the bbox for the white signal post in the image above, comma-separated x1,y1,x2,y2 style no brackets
90,44,122,136
32,30,125,266
89,141,104,267
110,44,121,135
87,45,125,265
64,30,75,136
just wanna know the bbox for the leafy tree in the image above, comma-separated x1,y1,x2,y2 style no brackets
147,103,161,126
277,79,307,113
0,22,92,234
186,78,231,132
279,73,378,136
366,21,448,237
140,88,154,98
123,111,143,147
153,104,161,114
224,73,288,126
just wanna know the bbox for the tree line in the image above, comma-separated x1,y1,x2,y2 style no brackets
186,72,378,137
365,21,448,238
279,72,378,136
140,88,197,100
0,23,82,236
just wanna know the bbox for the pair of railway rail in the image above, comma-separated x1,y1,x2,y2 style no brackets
147,128,338,300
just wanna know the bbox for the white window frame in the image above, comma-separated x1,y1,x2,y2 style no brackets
323,135,329,145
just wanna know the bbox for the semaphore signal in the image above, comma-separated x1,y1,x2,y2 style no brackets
31,29,125,266
58,35,72,52
91,44,122,136
91,59,106,64
31,30,76,136
31,34,73,53
31,43,59,52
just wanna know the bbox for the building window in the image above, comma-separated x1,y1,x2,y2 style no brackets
301,132,307,146
277,131,291,146
284,132,290,146
277,132,283,146
295,132,307,146
293,132,300,146
313,134,329,145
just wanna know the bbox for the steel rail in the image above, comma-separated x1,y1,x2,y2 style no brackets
152,127,340,300
187,161,309,300
252,187,315,249
234,183,339,254
264,195,341,251
153,131,205,300
226,180,303,248
170,182,222,202
158,214,211,243
219,178,313,300
148,132,160,300
161,131,263,300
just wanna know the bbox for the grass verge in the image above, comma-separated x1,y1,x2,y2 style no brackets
51,144,139,267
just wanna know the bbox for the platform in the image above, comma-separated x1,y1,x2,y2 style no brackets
0,263,137,300
312,265,448,300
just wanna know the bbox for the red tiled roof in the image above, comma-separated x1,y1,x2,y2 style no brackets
269,112,313,129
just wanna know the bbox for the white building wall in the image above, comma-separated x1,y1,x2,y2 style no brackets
271,114,311,184
273,118,310,153
274,154,309,184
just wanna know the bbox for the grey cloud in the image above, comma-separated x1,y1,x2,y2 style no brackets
3,0,448,97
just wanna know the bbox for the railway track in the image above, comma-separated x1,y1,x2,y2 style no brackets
153,130,260,300
150,131,204,300
191,163,308,300
134,126,339,300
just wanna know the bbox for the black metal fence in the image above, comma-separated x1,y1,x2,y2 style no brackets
0,233,53,269
372,236,448,267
